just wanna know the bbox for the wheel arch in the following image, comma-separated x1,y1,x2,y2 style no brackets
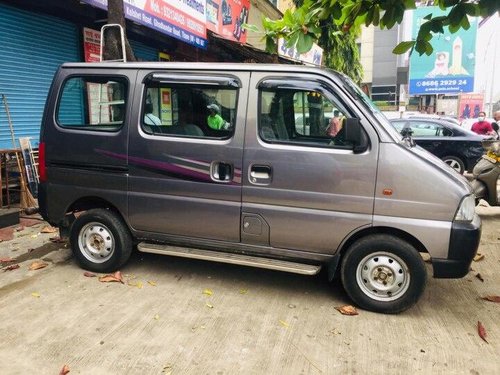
327,226,428,281
58,196,128,233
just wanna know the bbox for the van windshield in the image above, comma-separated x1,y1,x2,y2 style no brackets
334,72,403,141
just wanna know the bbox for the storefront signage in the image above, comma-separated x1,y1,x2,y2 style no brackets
409,6,477,95
82,0,207,49
278,38,323,66
206,0,250,43
83,27,101,62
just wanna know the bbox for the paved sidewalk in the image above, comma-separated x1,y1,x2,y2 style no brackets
0,208,499,374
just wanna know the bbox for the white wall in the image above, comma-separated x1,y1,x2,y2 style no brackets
474,14,500,115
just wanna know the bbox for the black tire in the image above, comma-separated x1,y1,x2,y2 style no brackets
340,234,427,314
70,209,133,273
442,155,465,174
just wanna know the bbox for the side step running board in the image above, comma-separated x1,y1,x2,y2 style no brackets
137,242,322,275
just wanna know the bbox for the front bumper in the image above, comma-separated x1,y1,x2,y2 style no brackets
432,214,481,278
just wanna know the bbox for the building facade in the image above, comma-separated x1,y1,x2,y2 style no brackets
0,0,284,149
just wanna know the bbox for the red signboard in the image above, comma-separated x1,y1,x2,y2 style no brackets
457,93,484,120
83,27,101,62
206,0,250,43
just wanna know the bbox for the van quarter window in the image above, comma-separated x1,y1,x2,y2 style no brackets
259,84,355,148
141,82,238,139
57,76,128,131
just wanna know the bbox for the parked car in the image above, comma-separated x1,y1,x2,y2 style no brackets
406,114,461,126
390,118,485,174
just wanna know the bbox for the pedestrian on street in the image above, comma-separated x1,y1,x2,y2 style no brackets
471,111,494,136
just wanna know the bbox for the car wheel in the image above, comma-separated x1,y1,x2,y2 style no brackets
442,155,465,174
340,234,427,314
70,209,132,273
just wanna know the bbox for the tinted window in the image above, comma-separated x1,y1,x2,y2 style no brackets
259,86,352,148
142,81,238,139
57,76,127,131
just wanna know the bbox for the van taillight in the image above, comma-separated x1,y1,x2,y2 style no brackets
38,142,47,183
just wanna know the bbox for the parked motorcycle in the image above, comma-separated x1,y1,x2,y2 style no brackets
471,127,500,206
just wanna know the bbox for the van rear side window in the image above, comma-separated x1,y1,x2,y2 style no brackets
57,76,128,131
142,82,238,139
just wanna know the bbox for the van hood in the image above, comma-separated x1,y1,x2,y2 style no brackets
406,143,473,193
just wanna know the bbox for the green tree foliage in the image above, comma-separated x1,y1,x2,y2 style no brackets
292,0,363,83
263,0,500,56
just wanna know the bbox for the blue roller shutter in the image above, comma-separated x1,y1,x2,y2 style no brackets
0,4,80,149
130,39,158,62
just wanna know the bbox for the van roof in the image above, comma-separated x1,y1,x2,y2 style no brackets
60,61,341,79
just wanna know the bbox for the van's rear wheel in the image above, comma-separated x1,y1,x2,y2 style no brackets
340,234,427,314
70,209,132,273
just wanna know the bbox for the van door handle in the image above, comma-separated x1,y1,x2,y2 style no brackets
211,161,233,182
249,165,272,185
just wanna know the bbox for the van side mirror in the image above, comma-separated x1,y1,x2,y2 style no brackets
344,118,368,153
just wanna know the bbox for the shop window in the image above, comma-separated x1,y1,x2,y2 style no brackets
57,76,128,131
142,81,238,139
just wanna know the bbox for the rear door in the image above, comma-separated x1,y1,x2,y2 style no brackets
127,70,250,242
241,72,378,254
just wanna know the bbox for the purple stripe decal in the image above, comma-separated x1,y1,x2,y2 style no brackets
96,149,241,184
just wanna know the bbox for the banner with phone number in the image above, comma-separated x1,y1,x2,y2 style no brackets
409,6,477,95
82,0,208,49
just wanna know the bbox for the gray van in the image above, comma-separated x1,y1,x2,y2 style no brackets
38,62,481,313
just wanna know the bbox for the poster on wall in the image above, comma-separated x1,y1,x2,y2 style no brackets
278,38,323,65
83,27,101,62
457,93,484,121
206,0,250,43
82,0,207,48
409,6,477,95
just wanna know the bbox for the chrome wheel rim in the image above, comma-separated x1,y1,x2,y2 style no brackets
78,222,115,263
356,252,410,301
444,159,462,173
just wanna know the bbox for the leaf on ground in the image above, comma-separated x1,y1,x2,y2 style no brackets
481,295,500,303
59,364,70,375
239,289,248,294
205,303,214,309
3,264,20,272
279,320,289,328
30,234,38,238
154,314,160,320
83,271,97,277
31,292,40,298
329,328,341,335
477,321,488,343
128,280,143,289
147,281,157,286
99,271,124,284
475,273,484,282
29,261,48,270
0,257,15,262
473,253,484,262
41,225,58,234
335,305,359,316
202,289,213,296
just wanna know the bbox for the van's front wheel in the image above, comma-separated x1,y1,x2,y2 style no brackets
340,235,427,314
70,209,132,273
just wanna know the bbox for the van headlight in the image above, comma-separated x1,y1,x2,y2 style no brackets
454,195,475,222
